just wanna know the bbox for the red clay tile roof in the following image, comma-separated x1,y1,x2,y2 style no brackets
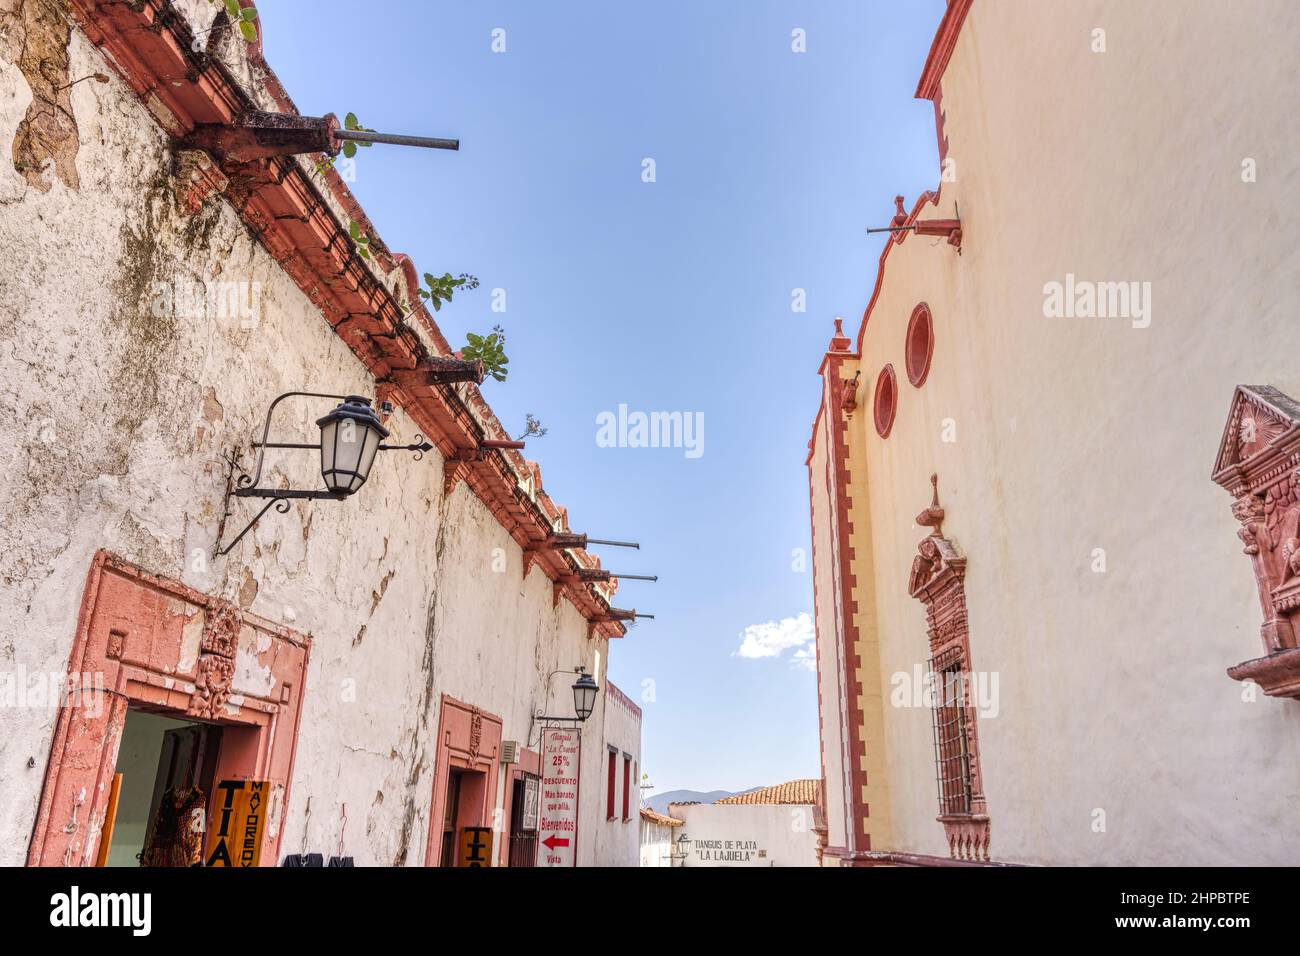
715,779,819,806
639,807,684,827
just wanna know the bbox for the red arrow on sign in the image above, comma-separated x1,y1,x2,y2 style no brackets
542,834,570,850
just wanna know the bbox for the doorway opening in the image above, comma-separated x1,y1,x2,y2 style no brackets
507,773,540,867
438,766,489,866
104,708,223,867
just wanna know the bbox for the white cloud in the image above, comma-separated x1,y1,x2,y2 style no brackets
735,613,815,669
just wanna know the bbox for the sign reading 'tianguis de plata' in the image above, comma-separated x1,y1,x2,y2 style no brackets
538,728,581,867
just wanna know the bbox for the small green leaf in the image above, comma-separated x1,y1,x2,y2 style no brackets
224,0,240,17
342,141,357,159
349,221,361,239
240,7,258,21
359,246,371,260
417,289,430,299
357,235,369,245
239,19,257,41
431,299,441,311
345,112,359,130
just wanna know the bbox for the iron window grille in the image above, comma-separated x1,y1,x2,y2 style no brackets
929,649,973,817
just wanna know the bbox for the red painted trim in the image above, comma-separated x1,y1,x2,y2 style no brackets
826,847,1023,868
606,749,618,821
621,755,631,821
604,678,643,721
822,353,873,850
915,0,974,101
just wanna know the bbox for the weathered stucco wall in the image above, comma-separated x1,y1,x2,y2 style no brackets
0,1,634,866
820,0,1300,864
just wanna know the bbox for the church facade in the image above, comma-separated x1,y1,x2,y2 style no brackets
807,0,1300,865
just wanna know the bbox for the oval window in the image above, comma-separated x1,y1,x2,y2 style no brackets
905,303,934,387
874,365,898,438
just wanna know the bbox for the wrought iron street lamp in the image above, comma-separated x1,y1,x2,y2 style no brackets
214,391,434,556
531,667,602,735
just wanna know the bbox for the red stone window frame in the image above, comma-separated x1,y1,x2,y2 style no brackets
874,364,898,438
906,476,991,862
905,303,934,387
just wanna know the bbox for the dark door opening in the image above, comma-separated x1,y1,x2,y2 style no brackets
439,769,464,867
106,708,223,867
508,773,539,867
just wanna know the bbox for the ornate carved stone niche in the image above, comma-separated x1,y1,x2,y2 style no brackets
1212,385,1300,699
907,475,991,861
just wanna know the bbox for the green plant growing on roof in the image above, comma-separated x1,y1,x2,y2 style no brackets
460,325,509,383
348,220,372,260
317,113,374,173
416,272,478,312
206,0,258,43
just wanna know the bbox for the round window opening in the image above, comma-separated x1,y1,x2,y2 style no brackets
905,303,934,387
874,364,898,438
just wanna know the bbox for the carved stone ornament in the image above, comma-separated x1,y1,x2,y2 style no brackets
189,599,241,719
1212,386,1300,698
468,709,483,765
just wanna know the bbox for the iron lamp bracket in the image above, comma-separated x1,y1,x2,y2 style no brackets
212,391,434,557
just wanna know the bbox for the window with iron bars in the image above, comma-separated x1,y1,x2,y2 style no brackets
930,652,973,816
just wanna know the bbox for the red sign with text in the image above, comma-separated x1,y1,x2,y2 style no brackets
539,728,581,867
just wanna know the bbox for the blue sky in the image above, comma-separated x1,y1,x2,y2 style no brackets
260,0,946,795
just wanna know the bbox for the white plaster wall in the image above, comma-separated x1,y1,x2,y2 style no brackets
0,8,627,867
590,682,642,865
638,819,674,867
671,803,818,867
840,0,1300,864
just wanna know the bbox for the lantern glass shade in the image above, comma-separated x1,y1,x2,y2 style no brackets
572,672,599,721
316,396,390,495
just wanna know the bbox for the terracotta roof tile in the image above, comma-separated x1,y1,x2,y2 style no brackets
639,807,684,827
714,779,819,806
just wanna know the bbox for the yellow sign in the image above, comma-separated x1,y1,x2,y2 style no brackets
206,779,269,868
458,826,494,867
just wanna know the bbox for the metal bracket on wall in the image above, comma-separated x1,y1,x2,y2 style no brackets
212,391,434,557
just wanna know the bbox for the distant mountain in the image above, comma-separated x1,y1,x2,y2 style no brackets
644,788,756,813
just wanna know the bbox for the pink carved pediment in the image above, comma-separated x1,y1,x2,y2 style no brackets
1212,385,1300,698
908,474,966,600
1212,386,1300,493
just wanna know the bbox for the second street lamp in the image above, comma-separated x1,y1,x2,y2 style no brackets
572,671,599,722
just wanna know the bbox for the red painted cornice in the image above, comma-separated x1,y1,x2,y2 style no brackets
915,0,973,102
68,0,624,637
